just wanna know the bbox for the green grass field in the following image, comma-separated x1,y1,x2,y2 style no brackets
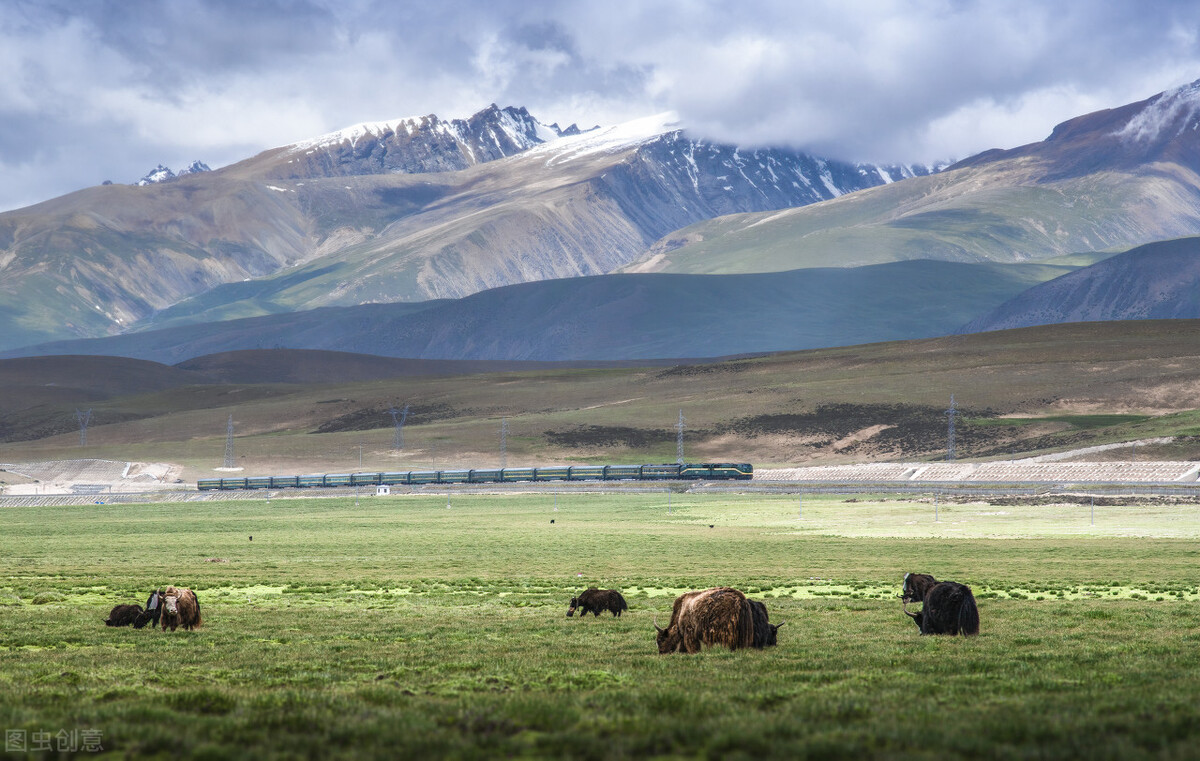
2,493,1199,759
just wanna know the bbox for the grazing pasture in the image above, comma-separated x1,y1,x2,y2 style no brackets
1,492,1199,758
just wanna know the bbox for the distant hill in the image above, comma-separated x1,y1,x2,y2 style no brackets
621,80,1200,276
0,106,924,352
961,237,1200,332
2,258,1078,363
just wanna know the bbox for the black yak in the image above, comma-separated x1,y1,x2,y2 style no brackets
133,590,163,629
748,599,784,648
654,587,756,654
160,586,202,632
104,604,143,627
901,572,979,636
567,588,628,618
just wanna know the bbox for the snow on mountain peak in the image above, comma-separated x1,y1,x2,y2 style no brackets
289,114,434,153
1113,79,1200,144
136,164,175,185
526,112,679,165
286,105,564,157
178,160,211,175
135,161,210,185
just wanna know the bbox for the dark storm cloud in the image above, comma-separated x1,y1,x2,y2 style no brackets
2,0,1200,211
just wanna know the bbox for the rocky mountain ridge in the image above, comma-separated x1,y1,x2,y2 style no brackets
136,160,211,185
0,104,936,352
621,79,1200,276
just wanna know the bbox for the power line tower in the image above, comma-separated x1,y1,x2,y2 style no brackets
389,405,409,450
945,395,958,462
75,408,92,447
675,409,686,465
223,415,236,468
500,418,509,468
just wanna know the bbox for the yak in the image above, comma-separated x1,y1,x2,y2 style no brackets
654,587,757,654
133,589,163,629
748,599,785,648
160,586,202,632
104,603,144,627
901,572,979,636
567,588,628,618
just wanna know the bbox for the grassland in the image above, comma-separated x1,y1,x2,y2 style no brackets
4,319,1200,483
2,493,1199,759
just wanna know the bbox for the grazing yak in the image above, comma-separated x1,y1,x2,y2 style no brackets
133,590,163,629
901,572,979,636
748,599,785,648
104,604,144,627
567,588,628,618
160,586,202,632
654,587,782,653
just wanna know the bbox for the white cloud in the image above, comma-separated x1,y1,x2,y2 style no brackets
2,0,1200,210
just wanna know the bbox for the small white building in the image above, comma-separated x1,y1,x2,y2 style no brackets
376,485,391,496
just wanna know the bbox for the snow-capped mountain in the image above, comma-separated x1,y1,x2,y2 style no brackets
15,79,1200,357
264,104,939,211
136,164,175,185
136,160,211,185
275,104,590,178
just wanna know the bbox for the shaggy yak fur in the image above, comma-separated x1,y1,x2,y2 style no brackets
104,604,144,627
901,572,980,636
655,587,757,654
160,586,202,632
748,599,785,648
567,588,628,618
133,590,163,629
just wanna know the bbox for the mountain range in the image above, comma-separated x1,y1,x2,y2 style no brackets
4,82,1200,361
0,105,932,353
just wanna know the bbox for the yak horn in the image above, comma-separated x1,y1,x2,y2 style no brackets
902,599,909,615
775,620,785,628
653,614,665,633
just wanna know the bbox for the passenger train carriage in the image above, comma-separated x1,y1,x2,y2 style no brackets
198,462,752,491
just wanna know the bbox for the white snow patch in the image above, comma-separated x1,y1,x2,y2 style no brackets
1113,80,1200,144
287,114,429,152
265,185,293,193
527,112,679,165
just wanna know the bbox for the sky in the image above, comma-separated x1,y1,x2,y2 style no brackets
2,0,1200,212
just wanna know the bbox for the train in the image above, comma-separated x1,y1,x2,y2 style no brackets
197,462,753,491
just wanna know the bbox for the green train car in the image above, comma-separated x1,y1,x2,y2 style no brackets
197,462,752,491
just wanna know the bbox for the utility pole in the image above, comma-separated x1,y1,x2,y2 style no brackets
501,418,509,468
76,408,93,447
390,405,409,450
676,410,686,465
223,415,236,468
945,395,958,462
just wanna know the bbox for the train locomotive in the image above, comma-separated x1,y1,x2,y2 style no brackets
197,462,752,491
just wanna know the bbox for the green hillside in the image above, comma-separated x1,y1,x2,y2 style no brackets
625,163,1186,275
4,258,1083,363
4,319,1200,476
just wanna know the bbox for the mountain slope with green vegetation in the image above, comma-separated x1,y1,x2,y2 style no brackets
3,319,1200,475
3,258,1082,363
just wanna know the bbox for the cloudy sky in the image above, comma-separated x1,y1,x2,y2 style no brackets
2,0,1199,211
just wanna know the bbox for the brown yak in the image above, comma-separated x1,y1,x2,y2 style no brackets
654,587,756,654
104,604,143,627
567,588,628,618
748,599,784,648
160,586,202,632
901,572,979,636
